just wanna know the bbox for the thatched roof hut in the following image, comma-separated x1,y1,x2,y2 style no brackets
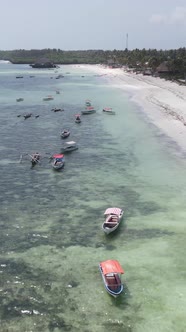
156,62,170,73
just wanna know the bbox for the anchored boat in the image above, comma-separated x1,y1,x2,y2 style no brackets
52,154,65,170
99,260,124,297
61,141,78,153
102,207,124,234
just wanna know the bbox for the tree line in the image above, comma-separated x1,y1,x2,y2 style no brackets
0,48,186,77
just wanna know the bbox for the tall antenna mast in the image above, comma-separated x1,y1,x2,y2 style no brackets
126,33,128,50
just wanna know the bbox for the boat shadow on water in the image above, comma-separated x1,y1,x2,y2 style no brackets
110,282,131,308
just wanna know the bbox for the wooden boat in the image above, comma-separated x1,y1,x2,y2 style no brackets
102,207,124,234
61,129,70,139
75,114,81,123
81,106,96,115
52,154,65,170
24,113,32,120
30,153,40,166
51,108,64,112
61,141,78,153
102,107,115,115
99,260,124,297
16,98,24,102
43,96,54,101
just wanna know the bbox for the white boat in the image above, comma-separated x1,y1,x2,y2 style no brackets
102,107,115,115
61,129,70,139
102,207,124,234
81,106,96,115
52,154,65,170
61,141,78,153
99,260,124,297
43,96,54,101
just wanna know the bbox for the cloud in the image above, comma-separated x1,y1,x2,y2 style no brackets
149,6,186,24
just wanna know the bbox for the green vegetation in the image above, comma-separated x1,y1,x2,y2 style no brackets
0,48,186,80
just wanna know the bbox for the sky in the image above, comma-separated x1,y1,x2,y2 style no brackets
0,0,186,50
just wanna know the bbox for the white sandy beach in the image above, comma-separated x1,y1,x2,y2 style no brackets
80,64,186,153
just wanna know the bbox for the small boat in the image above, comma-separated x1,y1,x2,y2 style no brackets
51,108,64,112
30,153,40,166
81,106,96,115
56,74,64,79
99,260,124,297
24,113,32,120
16,98,24,102
85,99,91,107
102,207,124,234
52,154,65,170
75,114,81,123
43,96,54,101
61,129,70,139
61,141,78,153
103,107,115,115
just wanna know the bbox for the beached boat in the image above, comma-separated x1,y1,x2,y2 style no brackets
102,107,115,115
102,207,124,234
52,154,65,170
85,99,91,107
81,106,96,115
99,260,124,297
75,114,81,123
61,141,78,153
61,129,70,139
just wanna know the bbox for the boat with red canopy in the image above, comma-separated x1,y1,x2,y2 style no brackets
99,260,124,297
52,154,65,170
102,207,124,234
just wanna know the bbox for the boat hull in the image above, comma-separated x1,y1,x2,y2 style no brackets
81,110,96,114
52,162,64,170
103,110,115,115
61,146,78,153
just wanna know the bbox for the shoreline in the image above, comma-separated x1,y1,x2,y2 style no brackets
79,64,186,154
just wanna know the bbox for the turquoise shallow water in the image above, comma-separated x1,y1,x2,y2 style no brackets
0,63,186,332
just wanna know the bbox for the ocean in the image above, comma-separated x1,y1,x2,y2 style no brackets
0,63,185,332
